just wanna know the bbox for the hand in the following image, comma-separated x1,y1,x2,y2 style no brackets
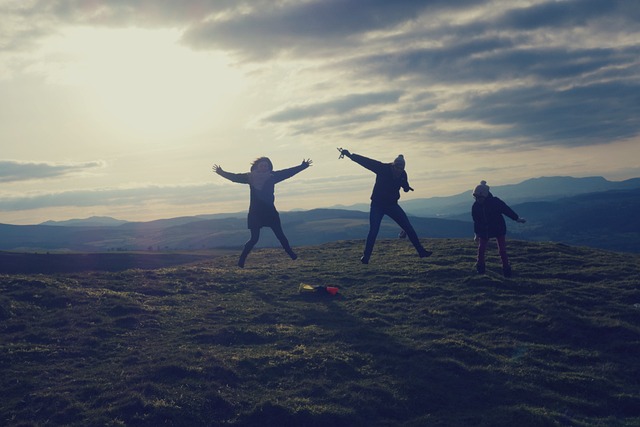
474,234,479,242
337,147,351,158
517,217,526,223
212,164,223,174
302,158,313,167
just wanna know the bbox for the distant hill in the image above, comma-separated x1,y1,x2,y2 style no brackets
40,216,130,227
390,176,640,217
1,189,639,253
509,188,640,253
33,176,640,229
2,176,639,254
0,209,468,252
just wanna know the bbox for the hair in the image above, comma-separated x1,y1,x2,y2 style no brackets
250,157,273,172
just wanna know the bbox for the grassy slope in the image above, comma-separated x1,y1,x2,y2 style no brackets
1,239,639,426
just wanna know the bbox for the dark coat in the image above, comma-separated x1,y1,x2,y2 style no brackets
217,164,308,229
348,153,411,206
472,193,520,239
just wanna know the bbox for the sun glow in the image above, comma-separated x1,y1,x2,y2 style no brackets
36,27,246,137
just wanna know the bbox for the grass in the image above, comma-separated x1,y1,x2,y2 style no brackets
1,238,639,426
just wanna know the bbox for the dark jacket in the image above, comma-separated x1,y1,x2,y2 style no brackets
348,153,411,206
472,193,520,239
218,164,308,228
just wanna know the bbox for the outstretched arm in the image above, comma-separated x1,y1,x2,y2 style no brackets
212,164,248,184
272,159,313,183
337,148,383,173
499,199,525,223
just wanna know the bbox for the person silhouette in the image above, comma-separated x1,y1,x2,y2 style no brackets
337,148,432,264
471,180,526,277
213,157,312,267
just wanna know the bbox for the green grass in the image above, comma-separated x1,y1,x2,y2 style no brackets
1,239,639,426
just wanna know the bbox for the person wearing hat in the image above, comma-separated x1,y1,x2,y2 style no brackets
213,157,312,267
337,148,432,264
471,180,526,277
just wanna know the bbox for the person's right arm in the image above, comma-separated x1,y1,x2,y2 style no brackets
212,165,249,184
337,149,383,173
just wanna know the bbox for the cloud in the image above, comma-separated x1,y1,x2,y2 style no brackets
498,0,639,30
228,1,639,149
0,160,105,183
263,91,403,123
441,81,640,146
2,0,640,164
0,169,357,212
182,0,481,59
352,39,639,84
0,183,223,211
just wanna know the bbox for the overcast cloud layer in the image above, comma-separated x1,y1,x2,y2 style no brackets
1,0,639,223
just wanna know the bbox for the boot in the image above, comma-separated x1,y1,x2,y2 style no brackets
418,248,432,258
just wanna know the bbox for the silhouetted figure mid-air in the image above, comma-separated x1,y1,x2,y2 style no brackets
213,157,312,267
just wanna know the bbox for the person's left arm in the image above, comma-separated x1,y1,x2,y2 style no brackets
499,199,525,223
401,171,414,192
273,159,313,183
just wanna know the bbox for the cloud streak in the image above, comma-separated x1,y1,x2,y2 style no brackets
0,160,105,183
0,183,217,211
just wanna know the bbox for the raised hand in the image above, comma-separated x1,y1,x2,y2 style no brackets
212,164,223,174
302,158,313,167
337,147,350,159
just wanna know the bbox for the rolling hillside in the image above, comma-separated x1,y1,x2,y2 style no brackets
1,239,639,426
1,178,639,254
0,209,471,252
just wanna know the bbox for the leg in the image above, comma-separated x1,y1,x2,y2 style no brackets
476,237,488,274
496,235,511,277
386,204,431,258
271,222,297,260
362,205,385,264
239,228,260,268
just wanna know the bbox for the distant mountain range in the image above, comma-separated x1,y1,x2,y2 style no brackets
334,175,640,218
1,176,639,253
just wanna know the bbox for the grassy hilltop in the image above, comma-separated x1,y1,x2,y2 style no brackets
1,239,639,426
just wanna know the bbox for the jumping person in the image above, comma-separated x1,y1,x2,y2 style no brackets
471,180,526,277
337,148,431,264
213,157,312,267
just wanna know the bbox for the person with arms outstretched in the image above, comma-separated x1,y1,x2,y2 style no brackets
337,148,431,264
471,180,526,277
213,157,312,267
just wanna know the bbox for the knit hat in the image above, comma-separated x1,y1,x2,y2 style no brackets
393,154,405,168
473,180,490,197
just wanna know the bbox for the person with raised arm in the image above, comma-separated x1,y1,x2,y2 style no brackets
213,157,312,267
337,148,431,264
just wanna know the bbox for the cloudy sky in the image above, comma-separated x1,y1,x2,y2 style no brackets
1,0,639,225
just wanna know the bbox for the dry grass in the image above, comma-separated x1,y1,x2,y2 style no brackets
1,239,639,426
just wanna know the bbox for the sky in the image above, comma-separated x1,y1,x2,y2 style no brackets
1,0,639,225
